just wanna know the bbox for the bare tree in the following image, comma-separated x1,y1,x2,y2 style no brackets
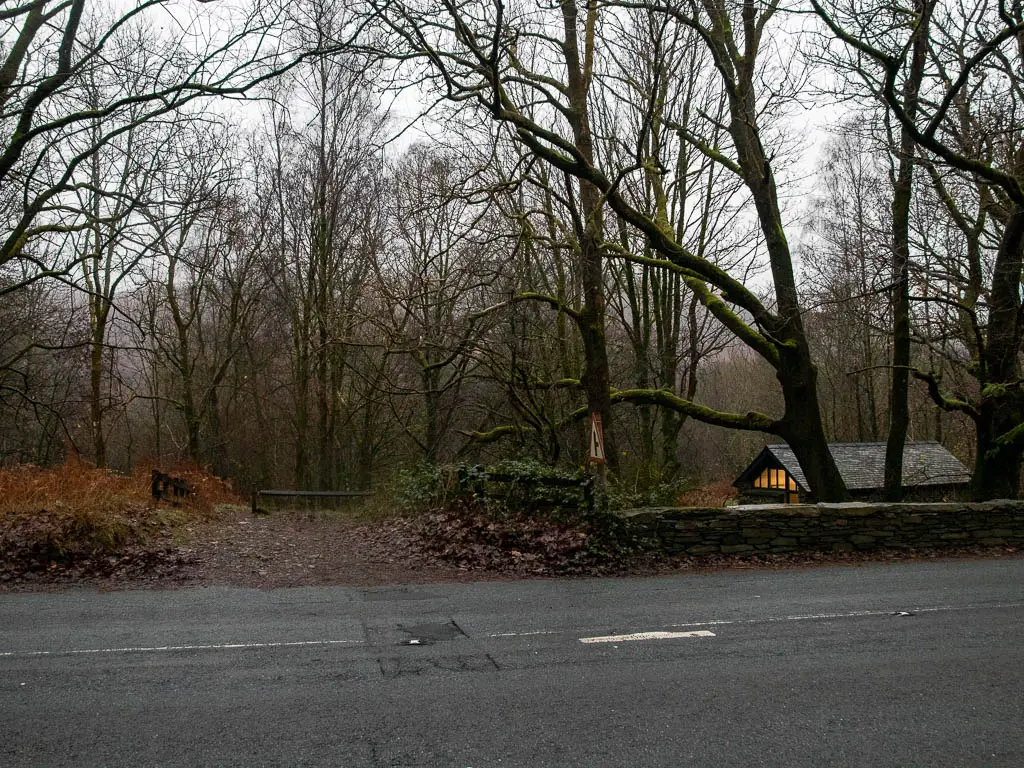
134,119,268,471
813,0,1024,498
802,129,892,442
0,0,331,295
597,8,753,483
371,145,506,463
257,45,385,488
364,0,848,498
0,276,80,462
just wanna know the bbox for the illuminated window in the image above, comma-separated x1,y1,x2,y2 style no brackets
756,468,793,490
752,466,800,502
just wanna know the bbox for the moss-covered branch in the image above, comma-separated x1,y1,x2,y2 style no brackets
516,378,581,390
471,292,582,326
463,424,531,444
466,387,780,446
605,389,778,432
992,421,1024,454
603,244,780,366
911,369,980,419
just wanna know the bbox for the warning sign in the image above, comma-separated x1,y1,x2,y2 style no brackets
589,412,606,464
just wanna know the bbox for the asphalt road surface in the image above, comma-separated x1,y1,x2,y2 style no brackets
2,559,1022,767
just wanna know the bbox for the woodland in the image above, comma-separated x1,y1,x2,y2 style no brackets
2,0,1023,503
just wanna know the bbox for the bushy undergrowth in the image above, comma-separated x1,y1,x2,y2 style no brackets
389,459,657,573
391,462,455,511
606,478,691,510
412,499,659,575
388,460,738,575
393,459,594,517
0,458,239,568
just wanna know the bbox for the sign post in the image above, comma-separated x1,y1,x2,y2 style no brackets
588,412,606,465
588,412,607,499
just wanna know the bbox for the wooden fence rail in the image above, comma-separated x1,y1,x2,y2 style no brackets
251,489,373,514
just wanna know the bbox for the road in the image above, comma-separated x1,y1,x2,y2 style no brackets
1,559,1022,767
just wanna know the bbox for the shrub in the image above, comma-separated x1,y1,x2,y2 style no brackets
390,462,453,511
473,458,592,520
401,458,659,571
391,459,592,517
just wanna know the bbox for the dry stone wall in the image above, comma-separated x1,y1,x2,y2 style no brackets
617,501,1024,555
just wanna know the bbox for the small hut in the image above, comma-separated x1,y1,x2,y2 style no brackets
732,441,971,504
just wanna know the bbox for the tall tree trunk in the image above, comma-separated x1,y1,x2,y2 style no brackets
689,1,849,500
357,379,378,490
152,354,162,463
422,365,441,464
660,290,697,482
207,386,226,477
167,259,200,464
560,0,617,473
316,319,332,488
726,58,846,500
885,170,912,499
294,347,311,488
884,0,933,500
89,315,107,467
775,344,846,501
972,205,1024,499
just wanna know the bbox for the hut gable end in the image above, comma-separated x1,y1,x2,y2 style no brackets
734,441,971,502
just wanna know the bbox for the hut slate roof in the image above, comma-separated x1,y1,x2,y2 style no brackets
736,441,971,492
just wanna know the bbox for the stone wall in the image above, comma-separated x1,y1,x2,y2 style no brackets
617,501,1024,555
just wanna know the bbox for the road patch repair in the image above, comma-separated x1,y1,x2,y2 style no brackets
398,620,466,646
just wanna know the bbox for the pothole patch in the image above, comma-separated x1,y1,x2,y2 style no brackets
397,620,466,645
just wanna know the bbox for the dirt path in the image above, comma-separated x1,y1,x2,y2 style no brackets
177,509,487,589
0,508,487,592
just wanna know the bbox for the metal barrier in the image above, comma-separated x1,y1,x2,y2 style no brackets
251,489,373,514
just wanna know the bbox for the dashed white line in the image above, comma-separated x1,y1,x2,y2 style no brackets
666,601,1024,631
580,630,715,644
3,601,1019,659
0,639,363,659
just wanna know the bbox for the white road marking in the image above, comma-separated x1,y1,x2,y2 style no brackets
3,601,1020,660
491,601,1024,645
580,630,715,644
666,601,1024,631
0,639,363,659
